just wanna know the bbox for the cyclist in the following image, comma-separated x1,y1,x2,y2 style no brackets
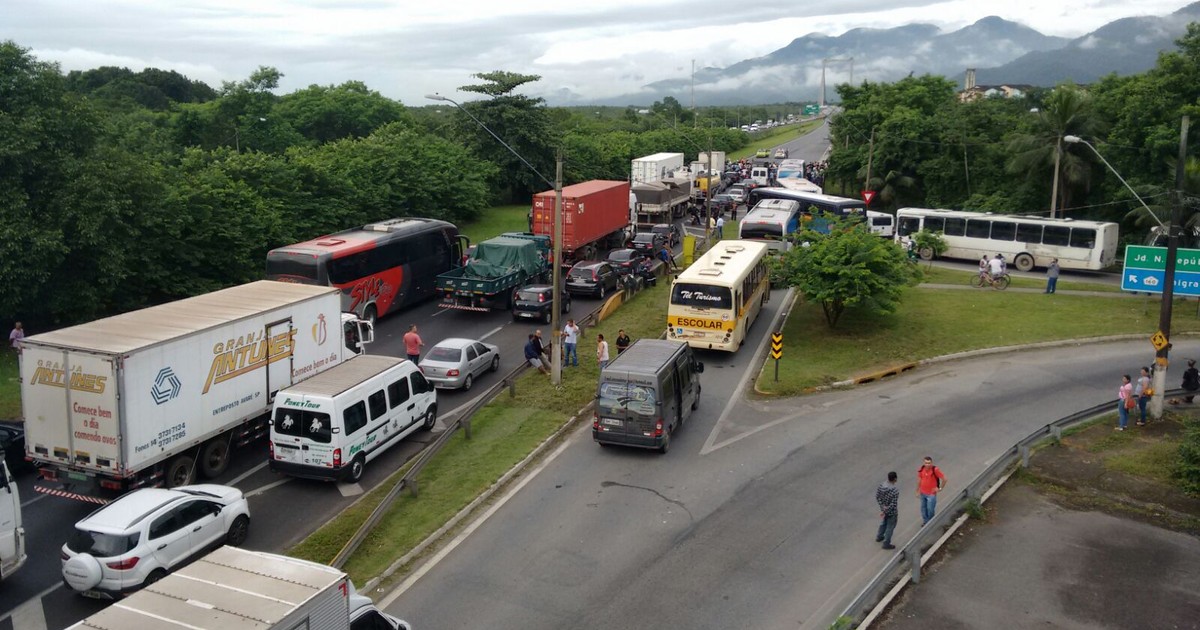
987,255,1005,283
978,255,990,283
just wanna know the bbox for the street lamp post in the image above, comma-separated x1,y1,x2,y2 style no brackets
1064,132,1181,418
426,93,565,385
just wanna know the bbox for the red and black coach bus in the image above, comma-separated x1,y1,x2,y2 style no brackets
266,218,467,324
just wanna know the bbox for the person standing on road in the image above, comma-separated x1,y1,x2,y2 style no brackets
715,215,726,240
916,457,946,525
1136,366,1152,426
403,324,423,363
616,329,632,355
596,333,610,369
1117,374,1133,431
561,319,580,367
8,322,23,355
876,471,899,550
524,334,549,376
1045,258,1060,294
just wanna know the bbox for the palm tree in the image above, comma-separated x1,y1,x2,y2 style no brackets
862,169,918,211
1007,85,1104,217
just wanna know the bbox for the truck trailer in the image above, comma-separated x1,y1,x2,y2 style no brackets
67,546,409,630
22,281,372,502
631,152,685,184
632,177,692,226
531,180,631,263
697,151,727,175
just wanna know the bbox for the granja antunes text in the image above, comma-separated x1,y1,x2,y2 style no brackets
204,329,297,394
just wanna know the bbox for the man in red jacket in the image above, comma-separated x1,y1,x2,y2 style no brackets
917,456,947,525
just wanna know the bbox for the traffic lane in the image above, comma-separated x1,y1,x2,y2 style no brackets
384,290,787,629
560,342,1161,630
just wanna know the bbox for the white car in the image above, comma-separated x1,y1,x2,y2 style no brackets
61,484,250,598
419,338,500,391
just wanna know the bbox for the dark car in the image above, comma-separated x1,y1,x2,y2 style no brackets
651,223,681,247
629,231,666,254
566,261,621,298
512,284,571,324
710,193,738,213
0,424,25,472
607,248,650,272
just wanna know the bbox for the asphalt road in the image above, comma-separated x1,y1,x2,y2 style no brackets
0,252,620,629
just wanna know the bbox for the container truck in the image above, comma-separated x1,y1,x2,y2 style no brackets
436,233,550,311
67,546,410,630
632,176,692,227
697,151,727,175
531,180,631,263
631,152,685,184
22,281,373,503
0,460,25,580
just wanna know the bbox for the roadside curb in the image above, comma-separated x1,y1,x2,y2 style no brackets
363,399,594,594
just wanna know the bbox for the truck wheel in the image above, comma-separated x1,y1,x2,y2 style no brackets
226,515,250,547
200,439,231,479
343,456,365,483
364,305,378,328
1014,253,1035,272
422,406,438,431
166,456,195,488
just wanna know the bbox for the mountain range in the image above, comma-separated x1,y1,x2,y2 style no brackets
581,2,1200,106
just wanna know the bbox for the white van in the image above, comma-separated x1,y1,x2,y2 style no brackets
269,355,436,483
750,166,771,186
0,460,25,580
867,210,895,238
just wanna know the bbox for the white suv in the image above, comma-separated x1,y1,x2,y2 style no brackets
61,484,250,598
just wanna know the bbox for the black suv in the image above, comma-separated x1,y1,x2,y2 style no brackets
629,231,666,254
651,223,682,247
512,284,571,324
566,261,621,298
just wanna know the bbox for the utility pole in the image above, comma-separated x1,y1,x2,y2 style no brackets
550,149,564,386
690,59,696,127
1050,135,1062,219
864,127,875,195
1151,115,1189,418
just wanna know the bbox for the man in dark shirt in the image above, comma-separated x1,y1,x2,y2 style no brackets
615,329,632,354
524,334,549,375
876,471,899,550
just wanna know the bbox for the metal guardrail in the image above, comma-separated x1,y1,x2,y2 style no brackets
329,278,654,568
835,387,1188,628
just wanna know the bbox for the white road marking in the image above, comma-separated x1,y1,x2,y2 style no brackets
10,597,47,630
337,482,365,497
19,493,48,509
0,583,61,626
244,478,291,498
430,307,452,318
226,460,269,487
478,326,503,341
377,433,577,610
700,289,796,455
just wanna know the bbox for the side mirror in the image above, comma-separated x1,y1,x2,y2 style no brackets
695,362,705,373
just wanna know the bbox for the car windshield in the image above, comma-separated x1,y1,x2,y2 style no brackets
427,346,462,362
633,234,655,243
68,528,139,558
608,251,637,262
597,382,658,417
652,226,670,235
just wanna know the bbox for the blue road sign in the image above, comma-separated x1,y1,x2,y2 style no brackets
1121,268,1200,296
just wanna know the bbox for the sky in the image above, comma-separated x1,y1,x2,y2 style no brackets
3,0,1194,105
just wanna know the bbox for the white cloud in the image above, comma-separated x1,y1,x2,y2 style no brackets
1,0,1194,104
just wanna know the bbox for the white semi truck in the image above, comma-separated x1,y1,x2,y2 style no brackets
67,546,409,630
22,281,373,502
631,152,685,184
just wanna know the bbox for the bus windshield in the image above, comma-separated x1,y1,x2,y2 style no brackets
266,253,322,283
741,224,784,239
671,283,732,310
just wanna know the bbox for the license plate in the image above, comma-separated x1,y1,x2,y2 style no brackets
602,418,622,426
68,471,88,481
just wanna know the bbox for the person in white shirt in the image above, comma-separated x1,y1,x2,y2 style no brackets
987,255,1005,279
715,215,725,240
561,319,580,367
596,333,610,369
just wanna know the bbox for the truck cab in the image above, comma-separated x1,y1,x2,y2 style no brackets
0,460,26,580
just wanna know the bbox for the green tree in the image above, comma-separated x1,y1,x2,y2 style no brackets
453,71,557,202
1006,84,1103,217
774,221,918,327
274,81,408,144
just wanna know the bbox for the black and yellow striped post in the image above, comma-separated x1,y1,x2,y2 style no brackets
771,332,784,381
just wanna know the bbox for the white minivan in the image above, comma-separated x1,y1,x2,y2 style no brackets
269,355,436,483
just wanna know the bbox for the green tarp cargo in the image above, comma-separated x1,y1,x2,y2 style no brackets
464,236,545,279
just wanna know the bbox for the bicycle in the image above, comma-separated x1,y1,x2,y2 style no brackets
970,272,1010,290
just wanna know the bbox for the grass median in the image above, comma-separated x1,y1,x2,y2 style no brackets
756,285,1200,396
920,265,1122,293
288,281,671,584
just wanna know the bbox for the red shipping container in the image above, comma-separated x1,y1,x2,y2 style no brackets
531,180,631,259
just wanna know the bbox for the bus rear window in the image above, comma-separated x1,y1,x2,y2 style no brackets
741,224,783,239
671,283,732,309
266,253,322,282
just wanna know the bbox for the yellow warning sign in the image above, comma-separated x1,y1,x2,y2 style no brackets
771,332,783,360
1151,330,1169,351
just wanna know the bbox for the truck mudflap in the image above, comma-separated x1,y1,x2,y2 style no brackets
33,485,110,505
438,301,491,313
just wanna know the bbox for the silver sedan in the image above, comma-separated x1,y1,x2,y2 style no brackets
418,338,500,391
